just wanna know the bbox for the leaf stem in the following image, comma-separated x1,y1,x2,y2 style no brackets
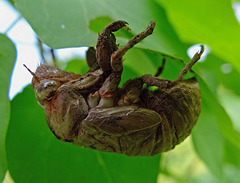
37,38,47,64
4,15,22,34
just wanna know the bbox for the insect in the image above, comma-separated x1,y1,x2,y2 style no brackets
25,20,204,156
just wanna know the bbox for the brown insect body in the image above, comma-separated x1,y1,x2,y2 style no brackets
75,78,201,156
27,20,203,156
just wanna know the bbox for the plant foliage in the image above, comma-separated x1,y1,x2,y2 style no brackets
1,0,240,182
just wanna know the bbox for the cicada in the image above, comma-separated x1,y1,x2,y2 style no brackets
25,20,203,156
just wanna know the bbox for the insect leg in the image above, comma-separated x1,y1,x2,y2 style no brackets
118,78,143,106
154,57,166,77
98,74,158,107
97,21,156,107
140,45,204,88
173,45,204,82
111,21,156,72
97,72,122,107
140,75,171,88
96,20,129,73
86,47,99,72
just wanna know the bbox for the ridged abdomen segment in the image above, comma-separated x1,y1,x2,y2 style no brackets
144,78,201,154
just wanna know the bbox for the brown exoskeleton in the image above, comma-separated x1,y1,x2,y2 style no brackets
25,20,203,156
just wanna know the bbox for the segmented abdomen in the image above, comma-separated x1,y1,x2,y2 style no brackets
143,78,201,155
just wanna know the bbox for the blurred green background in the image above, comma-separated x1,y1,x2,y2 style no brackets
1,0,240,182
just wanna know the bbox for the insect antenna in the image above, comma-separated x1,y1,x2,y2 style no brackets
173,45,204,82
23,64,40,82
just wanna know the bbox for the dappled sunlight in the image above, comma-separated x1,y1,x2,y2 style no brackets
187,44,210,62
232,2,240,23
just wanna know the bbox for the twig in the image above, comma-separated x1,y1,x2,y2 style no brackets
50,48,57,66
4,15,22,34
37,38,46,64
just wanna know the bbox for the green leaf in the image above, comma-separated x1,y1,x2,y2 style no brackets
0,34,16,182
123,48,191,81
64,58,89,74
6,86,52,182
195,54,240,96
224,140,240,167
6,86,160,183
15,0,188,59
218,88,240,131
192,78,240,179
99,152,160,183
157,0,240,72
192,102,224,179
89,16,114,34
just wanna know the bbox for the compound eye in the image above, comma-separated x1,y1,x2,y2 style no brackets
35,80,58,104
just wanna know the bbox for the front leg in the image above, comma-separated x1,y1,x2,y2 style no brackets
118,78,143,106
97,72,122,107
96,20,128,74
86,47,99,72
97,21,156,107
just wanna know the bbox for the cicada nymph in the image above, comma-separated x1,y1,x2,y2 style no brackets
25,20,203,156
